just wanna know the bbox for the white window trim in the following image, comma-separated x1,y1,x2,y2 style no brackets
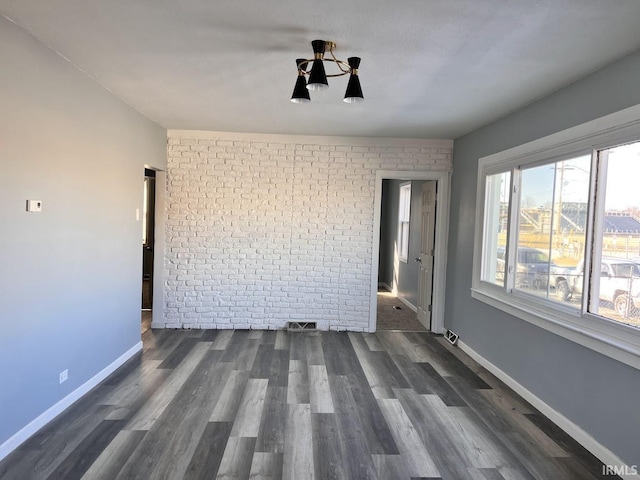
472,104,640,371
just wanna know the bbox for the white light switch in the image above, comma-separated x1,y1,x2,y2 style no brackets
27,200,42,212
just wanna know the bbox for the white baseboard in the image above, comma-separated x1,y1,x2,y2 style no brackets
0,341,142,462
397,295,418,313
378,282,392,292
457,340,639,480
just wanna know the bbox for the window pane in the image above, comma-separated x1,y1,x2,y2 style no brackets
589,142,640,327
398,184,412,262
481,171,510,286
516,156,590,304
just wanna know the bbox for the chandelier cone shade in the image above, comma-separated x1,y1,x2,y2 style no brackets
307,40,329,91
343,57,363,103
290,59,311,103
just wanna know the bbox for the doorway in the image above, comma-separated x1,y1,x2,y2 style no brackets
376,179,430,331
141,168,156,334
370,170,450,333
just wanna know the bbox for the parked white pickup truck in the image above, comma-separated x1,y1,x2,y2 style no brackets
551,257,640,316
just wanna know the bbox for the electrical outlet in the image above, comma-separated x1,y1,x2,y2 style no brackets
59,369,68,384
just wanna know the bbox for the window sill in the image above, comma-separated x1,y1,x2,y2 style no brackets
470,285,640,371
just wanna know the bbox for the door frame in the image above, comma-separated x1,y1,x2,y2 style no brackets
145,167,166,329
142,169,156,310
369,170,451,333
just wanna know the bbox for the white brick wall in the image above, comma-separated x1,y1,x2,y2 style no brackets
163,131,452,331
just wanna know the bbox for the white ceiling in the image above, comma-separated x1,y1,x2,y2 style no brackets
2,0,640,139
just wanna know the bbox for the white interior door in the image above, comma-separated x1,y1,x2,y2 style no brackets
417,181,436,329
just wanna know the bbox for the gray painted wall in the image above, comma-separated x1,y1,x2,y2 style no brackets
447,49,640,465
379,179,426,307
0,17,166,447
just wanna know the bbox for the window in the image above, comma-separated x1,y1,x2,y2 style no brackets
481,171,510,286
473,108,640,368
480,146,640,321
589,142,640,325
514,155,591,301
398,183,412,263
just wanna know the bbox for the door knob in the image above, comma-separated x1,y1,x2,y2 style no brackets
415,257,422,263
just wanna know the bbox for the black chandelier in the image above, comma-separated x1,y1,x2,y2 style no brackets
291,40,364,104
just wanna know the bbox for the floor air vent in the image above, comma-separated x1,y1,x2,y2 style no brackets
287,321,317,331
444,329,459,345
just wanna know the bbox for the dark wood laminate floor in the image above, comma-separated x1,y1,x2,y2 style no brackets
0,329,616,480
